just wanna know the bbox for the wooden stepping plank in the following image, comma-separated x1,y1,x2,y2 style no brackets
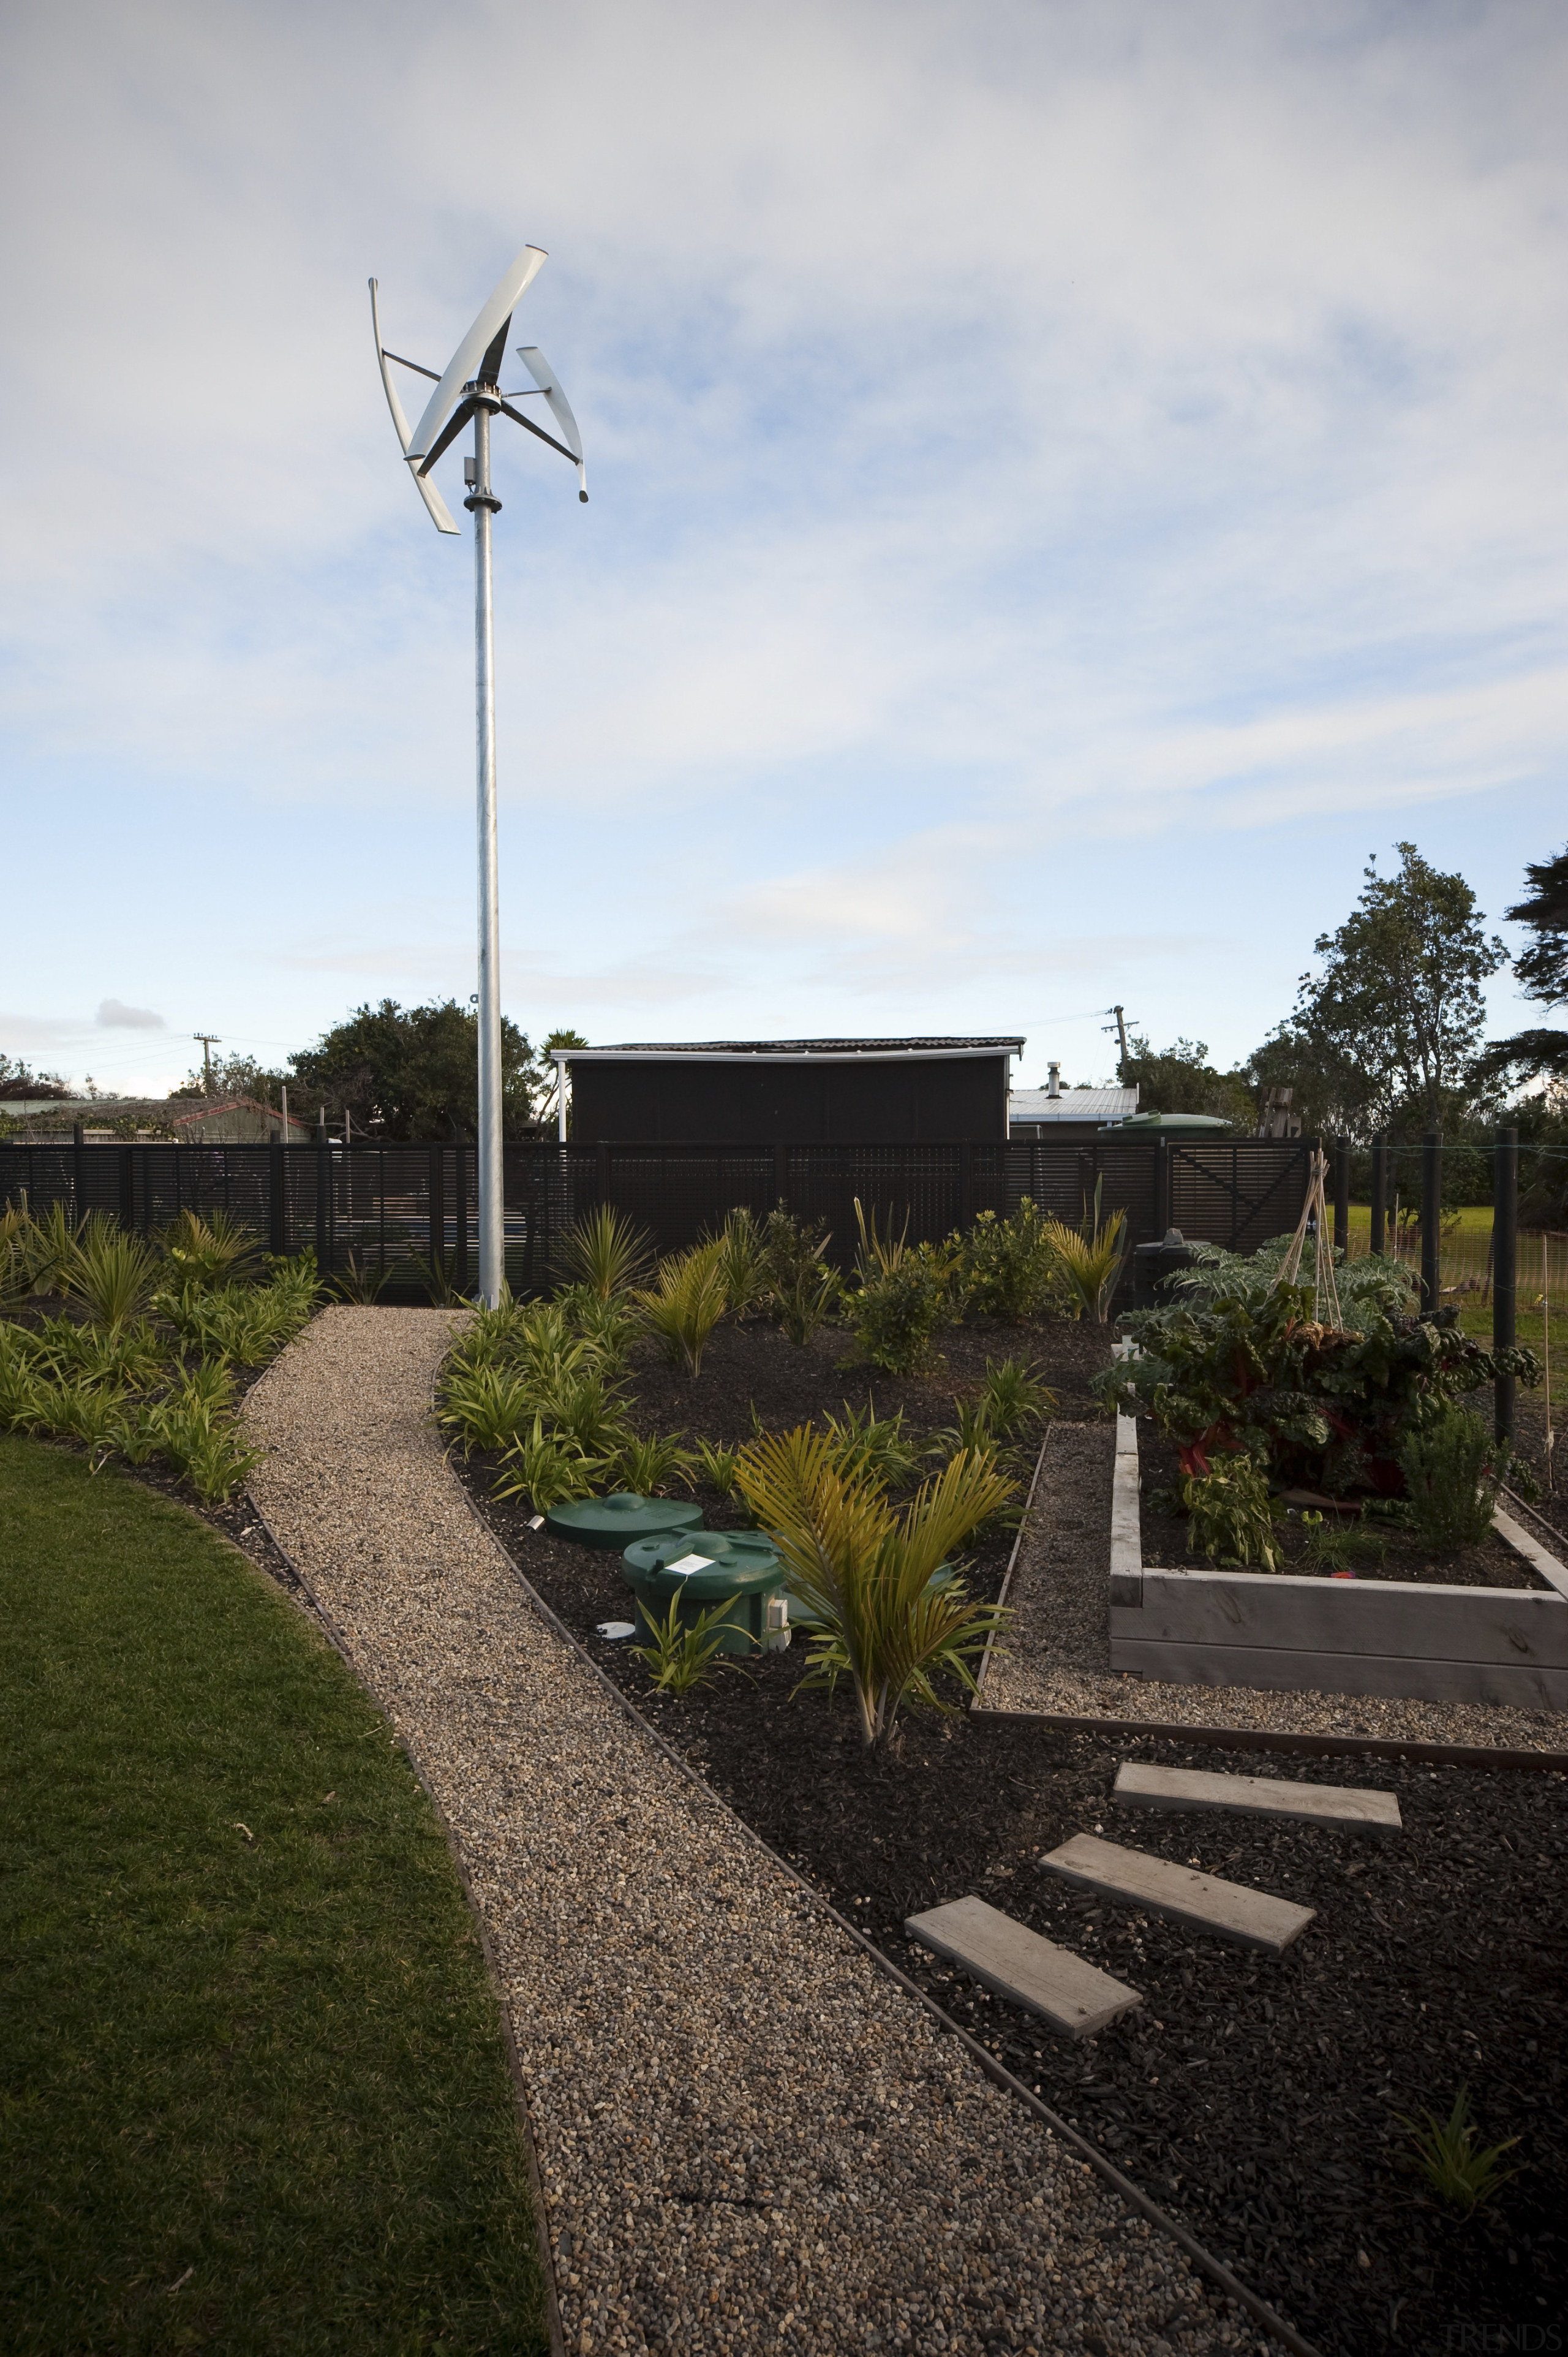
906,1895,1142,2039
1039,1833,1316,1956
1113,1761,1401,1833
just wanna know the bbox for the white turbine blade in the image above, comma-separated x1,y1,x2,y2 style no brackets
514,344,582,457
370,278,459,534
409,243,548,461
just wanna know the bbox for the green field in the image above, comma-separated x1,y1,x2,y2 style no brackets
1341,1205,1566,1408
0,1437,547,2356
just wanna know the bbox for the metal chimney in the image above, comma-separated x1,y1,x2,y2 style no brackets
1047,1061,1061,1099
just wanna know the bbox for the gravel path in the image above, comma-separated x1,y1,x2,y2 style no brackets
983,1422,1567,1751
244,1311,1251,2357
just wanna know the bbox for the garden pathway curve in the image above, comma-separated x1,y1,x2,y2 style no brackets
246,1307,1243,2357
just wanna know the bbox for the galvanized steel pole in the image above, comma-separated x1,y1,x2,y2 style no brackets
468,396,504,1307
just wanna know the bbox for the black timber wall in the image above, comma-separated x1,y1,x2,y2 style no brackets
568,1054,1012,1145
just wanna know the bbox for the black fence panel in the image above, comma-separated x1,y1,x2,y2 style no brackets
2,1136,1315,1290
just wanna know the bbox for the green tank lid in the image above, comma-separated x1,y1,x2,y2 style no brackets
545,1493,704,1549
622,1527,783,1586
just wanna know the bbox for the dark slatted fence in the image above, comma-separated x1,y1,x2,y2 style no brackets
1,1136,1314,1290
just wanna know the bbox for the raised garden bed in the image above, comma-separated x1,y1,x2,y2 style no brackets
1111,1415,1568,1711
442,1311,1567,2357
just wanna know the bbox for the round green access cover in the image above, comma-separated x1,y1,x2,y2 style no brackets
545,1493,704,1549
622,1527,783,1586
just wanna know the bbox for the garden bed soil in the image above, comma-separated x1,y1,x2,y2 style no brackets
447,1314,1567,2357
1137,1423,1554,1592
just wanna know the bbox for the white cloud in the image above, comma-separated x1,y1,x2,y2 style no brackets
96,998,165,1029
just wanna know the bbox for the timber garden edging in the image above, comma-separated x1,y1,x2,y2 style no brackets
1107,1413,1568,1711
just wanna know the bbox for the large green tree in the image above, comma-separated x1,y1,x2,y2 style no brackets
1258,843,1507,1139
1475,842,1568,1091
1117,1035,1253,1126
288,1000,539,1140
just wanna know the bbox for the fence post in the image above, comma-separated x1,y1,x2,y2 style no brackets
72,1121,86,1220
597,1140,611,1209
1370,1136,1387,1256
1494,1126,1517,1445
428,1146,444,1273
1420,1130,1442,1317
316,1135,333,1275
456,1146,470,1290
774,1141,789,1211
119,1146,135,1231
268,1141,285,1254
1152,1139,1168,1239
1333,1135,1350,1258
959,1140,974,1230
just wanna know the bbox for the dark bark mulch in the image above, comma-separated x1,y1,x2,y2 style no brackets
1137,1424,1552,1592
453,1314,1568,2357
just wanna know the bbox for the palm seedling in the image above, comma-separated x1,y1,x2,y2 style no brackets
634,1241,729,1377
554,1203,654,1302
64,1216,164,1332
162,1206,262,1288
734,1424,1015,1750
1041,1208,1127,1324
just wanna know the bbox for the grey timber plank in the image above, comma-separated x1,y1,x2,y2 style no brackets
1109,1413,1142,1603
1494,1508,1568,1602
1114,1567,1568,1666
1112,1760,1401,1832
1039,1833,1316,1954
1107,1632,1568,1710
905,1895,1142,2038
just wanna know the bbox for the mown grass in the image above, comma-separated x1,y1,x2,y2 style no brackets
0,1436,548,2356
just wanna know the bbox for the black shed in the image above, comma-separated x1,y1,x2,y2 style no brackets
556,1038,1023,1145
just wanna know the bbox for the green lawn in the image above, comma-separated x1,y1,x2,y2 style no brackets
1341,1204,1566,1407
0,1437,548,2356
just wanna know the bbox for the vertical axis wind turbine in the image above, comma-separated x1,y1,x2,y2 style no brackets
370,243,587,1306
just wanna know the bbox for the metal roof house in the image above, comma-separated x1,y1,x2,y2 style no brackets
553,1037,1025,1144
1009,1062,1138,1142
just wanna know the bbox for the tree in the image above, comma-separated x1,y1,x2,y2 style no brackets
287,999,539,1140
1273,844,1506,1139
0,1055,69,1102
533,1028,589,1132
1474,842,1568,1093
169,1050,291,1103
1117,1035,1253,1127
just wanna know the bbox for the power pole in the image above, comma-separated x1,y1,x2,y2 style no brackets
194,1033,222,1094
1102,1005,1132,1073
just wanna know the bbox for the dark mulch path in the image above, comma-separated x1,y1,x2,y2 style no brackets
1137,1424,1552,1591
453,1312,1568,2357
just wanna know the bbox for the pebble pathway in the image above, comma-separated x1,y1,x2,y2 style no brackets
244,1309,1257,2357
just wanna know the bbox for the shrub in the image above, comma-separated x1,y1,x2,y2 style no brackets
553,1204,653,1301
634,1242,728,1377
435,1364,541,1455
162,1206,262,1288
734,1425,1014,1749
955,1200,1071,1322
537,1368,633,1459
759,1207,841,1346
848,1246,958,1375
1179,1454,1281,1570
1399,1407,1509,1548
1101,1284,1540,1497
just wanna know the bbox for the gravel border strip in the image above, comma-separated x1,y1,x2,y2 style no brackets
450,1475,1321,2357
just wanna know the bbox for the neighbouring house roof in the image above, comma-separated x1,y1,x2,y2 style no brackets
559,1037,1025,1063
1010,1086,1139,1125
2,1095,310,1138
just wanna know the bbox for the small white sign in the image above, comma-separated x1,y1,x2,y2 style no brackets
665,1553,715,1576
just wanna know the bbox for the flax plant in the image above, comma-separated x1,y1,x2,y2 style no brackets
735,1425,1014,1750
64,1217,165,1332
554,1204,654,1301
1041,1208,1127,1324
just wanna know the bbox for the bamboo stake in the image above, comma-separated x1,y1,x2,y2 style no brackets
1545,1232,1555,1497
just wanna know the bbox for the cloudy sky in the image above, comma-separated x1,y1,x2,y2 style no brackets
4,0,1565,1097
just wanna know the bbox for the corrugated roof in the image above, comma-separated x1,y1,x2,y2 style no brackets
1010,1086,1139,1123
565,1036,1024,1059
